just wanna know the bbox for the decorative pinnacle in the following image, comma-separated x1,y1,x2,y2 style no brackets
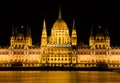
12,25,14,35
90,25,93,36
43,19,46,29
73,19,75,29
27,25,31,36
105,25,109,36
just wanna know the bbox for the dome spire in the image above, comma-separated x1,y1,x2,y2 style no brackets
58,5,62,20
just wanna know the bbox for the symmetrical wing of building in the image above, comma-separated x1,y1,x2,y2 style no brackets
0,8,120,68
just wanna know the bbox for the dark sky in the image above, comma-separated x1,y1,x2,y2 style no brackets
0,0,120,46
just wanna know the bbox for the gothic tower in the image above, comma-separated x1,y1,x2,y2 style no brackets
41,19,47,47
71,20,77,46
105,25,110,47
89,26,110,49
10,25,15,46
10,25,32,48
89,25,94,47
26,25,32,46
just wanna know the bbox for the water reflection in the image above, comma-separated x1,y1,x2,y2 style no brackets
0,71,120,83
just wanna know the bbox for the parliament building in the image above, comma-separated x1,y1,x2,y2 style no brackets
0,8,120,69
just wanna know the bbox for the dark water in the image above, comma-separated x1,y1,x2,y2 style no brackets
0,71,120,83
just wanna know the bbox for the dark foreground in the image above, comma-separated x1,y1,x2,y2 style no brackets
0,67,116,71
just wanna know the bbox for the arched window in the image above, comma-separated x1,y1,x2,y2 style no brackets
59,37,61,44
95,45,98,49
99,45,101,49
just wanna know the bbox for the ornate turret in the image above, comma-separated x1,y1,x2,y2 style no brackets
41,19,47,47
26,25,32,46
89,25,110,49
89,25,94,47
105,25,110,47
71,19,77,46
10,25,15,46
10,25,32,48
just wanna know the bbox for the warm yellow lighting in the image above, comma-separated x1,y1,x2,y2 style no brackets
0,8,120,69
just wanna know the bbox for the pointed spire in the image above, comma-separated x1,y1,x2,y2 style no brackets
42,19,47,37
58,5,62,20
71,19,77,46
43,19,46,29
12,25,14,36
15,27,17,34
105,25,109,36
27,25,31,37
29,27,31,37
27,25,29,36
73,19,75,30
71,19,77,38
41,19,47,47
90,25,93,36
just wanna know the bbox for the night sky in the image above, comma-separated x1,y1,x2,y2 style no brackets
0,0,120,46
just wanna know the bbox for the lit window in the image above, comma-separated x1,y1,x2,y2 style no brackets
73,58,75,61
43,58,45,61
48,58,49,61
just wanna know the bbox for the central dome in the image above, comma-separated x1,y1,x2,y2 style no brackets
52,19,68,30
52,7,68,30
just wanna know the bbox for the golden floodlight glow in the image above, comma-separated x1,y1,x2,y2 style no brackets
0,8,120,69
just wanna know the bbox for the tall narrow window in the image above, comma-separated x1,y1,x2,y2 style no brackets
59,37,61,44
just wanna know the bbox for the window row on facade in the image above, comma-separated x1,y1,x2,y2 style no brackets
42,58,76,61
47,54,71,57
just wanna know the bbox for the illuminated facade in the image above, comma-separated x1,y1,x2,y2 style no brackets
0,8,120,68
40,9,77,67
89,26,110,49
77,27,120,68
0,26,40,67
